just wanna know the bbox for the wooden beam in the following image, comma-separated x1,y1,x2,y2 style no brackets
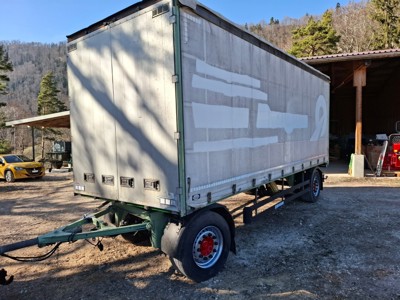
332,63,366,94
353,66,366,155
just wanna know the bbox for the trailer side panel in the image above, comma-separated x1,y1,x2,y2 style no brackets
180,7,330,208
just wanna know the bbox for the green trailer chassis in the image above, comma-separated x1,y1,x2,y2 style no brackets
0,201,169,256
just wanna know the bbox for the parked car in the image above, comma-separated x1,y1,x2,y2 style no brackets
0,154,45,182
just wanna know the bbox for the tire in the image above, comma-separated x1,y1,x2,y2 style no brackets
104,213,150,244
171,211,231,282
5,170,15,183
302,168,321,203
54,161,63,169
120,214,151,245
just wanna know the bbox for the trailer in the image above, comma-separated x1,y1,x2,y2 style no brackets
0,0,329,283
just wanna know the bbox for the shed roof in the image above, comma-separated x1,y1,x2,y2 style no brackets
301,48,400,65
6,111,70,128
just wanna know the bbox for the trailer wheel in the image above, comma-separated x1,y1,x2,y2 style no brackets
5,170,15,183
171,211,231,282
105,213,150,244
302,168,321,203
54,161,63,169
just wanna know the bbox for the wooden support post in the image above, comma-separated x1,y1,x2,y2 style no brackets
353,66,366,155
355,84,362,154
30,126,35,161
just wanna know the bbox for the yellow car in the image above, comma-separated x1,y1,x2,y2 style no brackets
0,154,45,182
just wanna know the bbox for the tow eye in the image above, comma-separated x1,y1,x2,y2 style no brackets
0,269,13,285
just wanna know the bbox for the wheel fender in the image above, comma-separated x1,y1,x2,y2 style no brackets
208,204,236,255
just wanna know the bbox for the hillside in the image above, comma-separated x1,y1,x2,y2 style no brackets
0,41,68,119
247,1,374,53
0,42,68,154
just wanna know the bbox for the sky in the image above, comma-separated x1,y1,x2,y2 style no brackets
0,0,361,43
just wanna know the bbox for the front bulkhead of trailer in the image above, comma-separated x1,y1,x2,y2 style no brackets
67,0,329,216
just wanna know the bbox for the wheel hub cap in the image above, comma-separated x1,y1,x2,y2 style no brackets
199,235,215,257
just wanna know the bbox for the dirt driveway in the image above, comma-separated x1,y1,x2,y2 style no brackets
1,170,400,299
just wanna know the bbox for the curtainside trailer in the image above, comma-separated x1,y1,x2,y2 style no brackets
0,0,329,283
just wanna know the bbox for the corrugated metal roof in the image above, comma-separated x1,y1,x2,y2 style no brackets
301,48,400,64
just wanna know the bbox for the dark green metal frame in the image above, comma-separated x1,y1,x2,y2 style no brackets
38,202,169,249
0,202,170,256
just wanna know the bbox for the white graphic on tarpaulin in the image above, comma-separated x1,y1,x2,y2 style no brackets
195,59,261,89
192,102,249,129
256,104,308,134
192,59,268,101
192,75,269,101
190,59,328,152
193,137,279,152
310,95,328,141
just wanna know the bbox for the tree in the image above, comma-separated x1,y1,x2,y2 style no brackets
37,72,67,158
289,10,340,57
333,1,375,53
247,19,299,52
37,72,66,115
0,109,11,153
369,0,400,49
0,44,13,153
269,17,280,25
0,45,13,95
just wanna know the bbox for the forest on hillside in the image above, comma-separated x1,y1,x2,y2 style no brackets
247,0,395,54
0,42,67,154
0,0,399,155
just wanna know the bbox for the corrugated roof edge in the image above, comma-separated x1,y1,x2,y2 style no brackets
301,48,400,64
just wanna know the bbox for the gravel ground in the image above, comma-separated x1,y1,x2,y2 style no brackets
1,169,400,299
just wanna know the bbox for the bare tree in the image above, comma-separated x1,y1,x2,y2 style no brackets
333,1,376,53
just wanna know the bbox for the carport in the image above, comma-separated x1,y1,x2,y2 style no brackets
5,111,70,160
302,49,400,177
6,111,70,129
